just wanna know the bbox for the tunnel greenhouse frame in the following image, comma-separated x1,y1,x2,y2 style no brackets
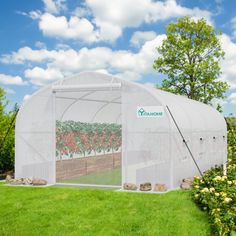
15,72,227,190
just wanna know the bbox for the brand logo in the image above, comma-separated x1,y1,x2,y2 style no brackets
137,106,164,118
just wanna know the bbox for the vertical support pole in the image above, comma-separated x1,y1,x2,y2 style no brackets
52,90,56,184
121,87,125,189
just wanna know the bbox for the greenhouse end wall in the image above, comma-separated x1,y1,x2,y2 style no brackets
54,86,122,186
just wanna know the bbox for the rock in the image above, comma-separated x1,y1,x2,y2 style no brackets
22,178,33,185
5,174,12,183
180,182,191,190
154,183,167,192
6,176,45,186
6,171,14,178
180,177,194,189
32,178,47,186
123,183,137,191
10,178,23,185
182,177,194,185
140,182,152,191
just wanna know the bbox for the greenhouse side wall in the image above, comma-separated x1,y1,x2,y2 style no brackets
162,94,228,188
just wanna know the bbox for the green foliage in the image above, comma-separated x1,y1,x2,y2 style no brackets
191,121,236,235
227,120,236,163
192,160,236,236
0,132,15,173
192,127,236,236
228,129,236,158
225,117,236,131
0,88,17,173
153,16,229,107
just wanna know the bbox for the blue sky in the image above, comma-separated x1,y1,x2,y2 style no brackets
0,0,236,115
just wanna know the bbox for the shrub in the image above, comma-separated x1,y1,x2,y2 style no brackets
228,129,236,160
0,130,15,173
225,117,236,131
0,88,16,173
192,127,236,235
192,157,236,235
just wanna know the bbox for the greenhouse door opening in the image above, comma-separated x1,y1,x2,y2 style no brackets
54,84,122,187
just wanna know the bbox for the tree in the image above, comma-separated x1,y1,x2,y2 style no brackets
153,16,229,108
0,88,17,173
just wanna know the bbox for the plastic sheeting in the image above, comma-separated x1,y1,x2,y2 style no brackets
15,72,227,189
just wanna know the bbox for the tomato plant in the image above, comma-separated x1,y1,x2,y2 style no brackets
56,120,121,159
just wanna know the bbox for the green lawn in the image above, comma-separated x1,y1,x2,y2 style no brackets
59,168,121,186
0,182,211,236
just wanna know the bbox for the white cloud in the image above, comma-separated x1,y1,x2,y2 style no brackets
228,93,236,104
146,0,212,23
130,31,157,47
211,98,227,110
86,0,147,33
55,43,71,50
72,6,90,18
39,13,98,42
61,34,165,79
85,0,212,42
2,34,166,85
24,0,212,43
0,46,113,69
135,34,166,73
7,31,234,92
28,10,42,19
35,41,46,49
24,67,64,86
219,34,236,89
96,21,122,42
110,51,138,71
0,74,27,86
43,0,66,14
46,47,113,73
23,94,31,102
17,10,42,20
0,46,58,64
215,0,224,15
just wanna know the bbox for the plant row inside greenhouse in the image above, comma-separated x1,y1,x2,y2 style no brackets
56,120,122,159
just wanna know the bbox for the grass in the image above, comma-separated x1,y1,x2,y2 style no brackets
59,168,121,186
0,182,211,236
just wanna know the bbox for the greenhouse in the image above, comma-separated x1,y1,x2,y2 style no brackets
15,72,227,190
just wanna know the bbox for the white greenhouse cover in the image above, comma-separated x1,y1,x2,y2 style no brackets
15,72,227,189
